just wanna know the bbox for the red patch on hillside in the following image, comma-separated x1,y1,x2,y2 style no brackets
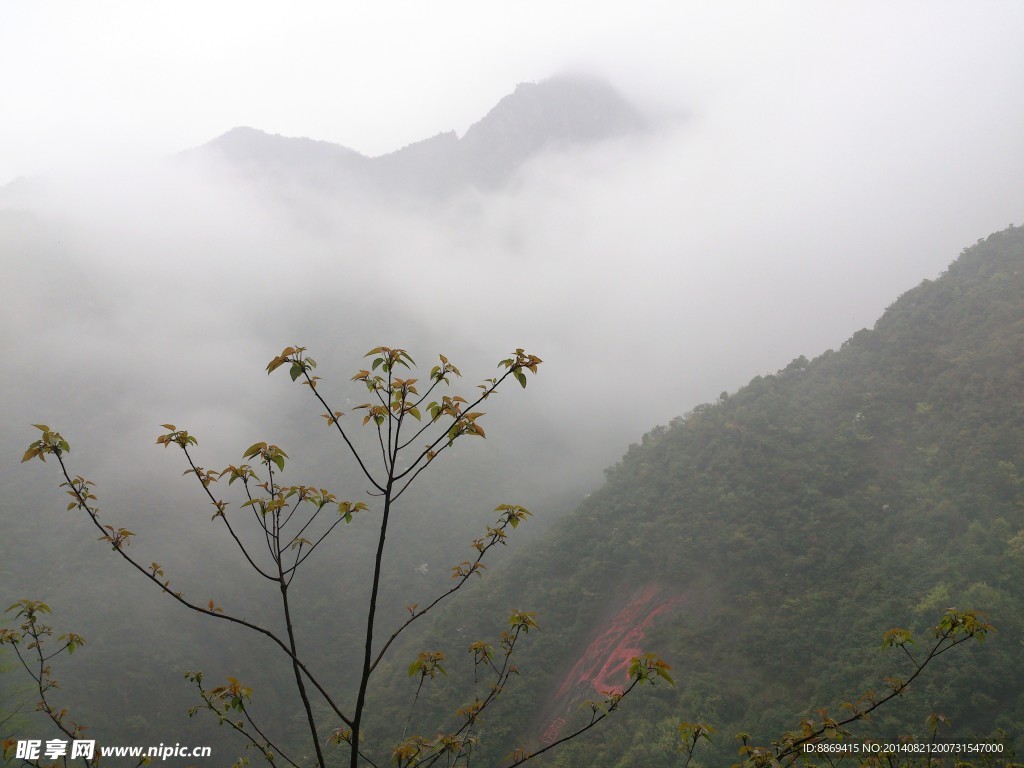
539,583,684,744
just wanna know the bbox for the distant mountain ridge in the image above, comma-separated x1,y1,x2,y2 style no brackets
184,75,647,198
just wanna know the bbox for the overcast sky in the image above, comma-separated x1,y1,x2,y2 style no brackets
3,2,1024,185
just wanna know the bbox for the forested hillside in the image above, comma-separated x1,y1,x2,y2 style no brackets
381,225,1024,766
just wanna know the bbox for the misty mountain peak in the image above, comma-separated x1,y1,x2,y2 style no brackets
187,126,366,191
462,76,646,151
204,126,361,160
458,75,647,188
184,76,646,200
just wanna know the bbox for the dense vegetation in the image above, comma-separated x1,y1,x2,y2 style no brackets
382,225,1024,765
4,225,1022,766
